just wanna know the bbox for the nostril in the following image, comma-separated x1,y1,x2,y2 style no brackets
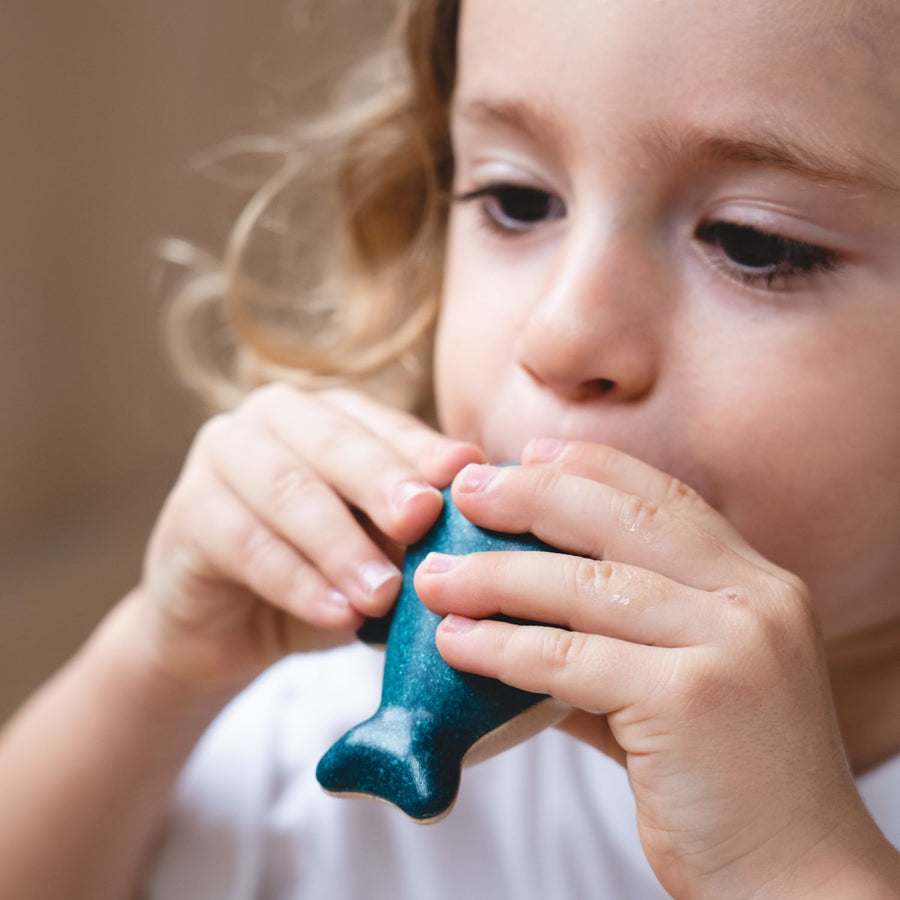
572,378,617,403
588,378,615,396
521,361,617,400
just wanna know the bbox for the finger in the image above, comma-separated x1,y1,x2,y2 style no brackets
321,388,485,485
243,384,445,545
174,477,365,632
450,463,763,593
555,710,627,766
521,439,773,571
416,551,718,647
434,616,668,714
199,416,402,616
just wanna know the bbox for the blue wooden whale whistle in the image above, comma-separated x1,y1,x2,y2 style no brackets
315,485,568,823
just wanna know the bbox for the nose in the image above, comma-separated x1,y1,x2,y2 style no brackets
515,228,664,404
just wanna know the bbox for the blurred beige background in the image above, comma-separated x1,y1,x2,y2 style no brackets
0,1,392,719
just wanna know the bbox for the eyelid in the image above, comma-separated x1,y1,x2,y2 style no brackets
694,219,841,292
453,181,566,235
452,181,552,202
696,219,837,259
698,198,854,253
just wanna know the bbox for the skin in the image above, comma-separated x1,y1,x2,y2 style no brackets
418,0,900,894
0,386,485,900
0,0,899,897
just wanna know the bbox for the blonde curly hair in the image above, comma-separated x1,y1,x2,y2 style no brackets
161,0,460,417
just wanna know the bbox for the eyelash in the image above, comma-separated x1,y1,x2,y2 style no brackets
454,182,841,290
694,220,839,289
453,183,566,235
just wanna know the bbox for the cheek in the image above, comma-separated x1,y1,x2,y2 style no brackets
433,220,531,442
433,291,519,443
432,307,485,442
704,359,900,634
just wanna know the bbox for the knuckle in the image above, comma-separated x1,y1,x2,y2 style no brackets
531,465,562,502
154,493,235,585
542,629,586,679
569,558,614,602
265,464,317,515
320,389,382,427
717,586,753,608
167,540,219,597
721,576,814,641
719,590,773,653
235,521,282,581
718,586,768,635
661,473,700,508
326,388,425,447
780,571,813,609
618,492,661,534
771,579,818,640
321,410,365,454
391,413,426,443
715,581,817,680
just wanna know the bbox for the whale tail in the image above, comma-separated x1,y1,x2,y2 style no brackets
316,705,461,823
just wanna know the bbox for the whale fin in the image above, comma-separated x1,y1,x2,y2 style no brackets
315,706,461,823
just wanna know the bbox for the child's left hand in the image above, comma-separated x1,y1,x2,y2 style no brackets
415,440,896,898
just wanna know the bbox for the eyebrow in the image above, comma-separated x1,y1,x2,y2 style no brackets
454,97,569,156
453,96,900,195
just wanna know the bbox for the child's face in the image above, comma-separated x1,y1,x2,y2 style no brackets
434,0,900,642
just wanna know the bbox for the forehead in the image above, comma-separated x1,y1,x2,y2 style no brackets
455,0,900,173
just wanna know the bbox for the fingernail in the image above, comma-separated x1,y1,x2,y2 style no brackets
358,559,402,598
527,438,565,462
325,589,352,609
421,552,458,575
393,480,441,511
457,463,497,493
439,614,477,634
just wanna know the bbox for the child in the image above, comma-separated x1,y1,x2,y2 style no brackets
2,0,900,896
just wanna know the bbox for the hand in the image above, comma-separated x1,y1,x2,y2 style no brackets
133,383,482,696
415,441,892,897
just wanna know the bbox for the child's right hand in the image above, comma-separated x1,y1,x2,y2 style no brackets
131,382,483,696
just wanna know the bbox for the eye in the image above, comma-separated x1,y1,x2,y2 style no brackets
695,220,838,289
454,182,566,234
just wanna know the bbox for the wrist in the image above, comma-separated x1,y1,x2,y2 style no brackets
805,845,900,899
757,837,900,899
709,795,900,900
79,590,241,733
0,592,236,900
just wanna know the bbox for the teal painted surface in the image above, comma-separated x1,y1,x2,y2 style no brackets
316,487,558,822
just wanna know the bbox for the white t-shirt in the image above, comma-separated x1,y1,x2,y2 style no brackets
144,644,900,900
